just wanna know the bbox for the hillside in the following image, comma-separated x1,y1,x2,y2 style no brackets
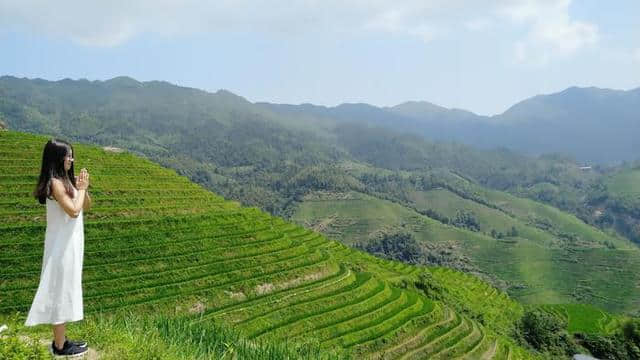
537,304,627,335
0,130,535,359
292,180,640,313
592,168,640,243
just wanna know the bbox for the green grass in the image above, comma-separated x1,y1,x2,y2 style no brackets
0,311,345,360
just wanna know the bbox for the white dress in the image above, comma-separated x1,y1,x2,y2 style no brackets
25,187,84,326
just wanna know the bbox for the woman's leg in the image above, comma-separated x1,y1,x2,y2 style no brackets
53,323,65,350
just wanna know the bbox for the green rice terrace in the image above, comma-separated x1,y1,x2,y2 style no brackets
0,130,540,358
537,304,626,335
292,178,640,313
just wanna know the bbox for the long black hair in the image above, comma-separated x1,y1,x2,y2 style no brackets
33,139,76,204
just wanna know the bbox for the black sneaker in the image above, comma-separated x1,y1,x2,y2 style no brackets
66,336,88,348
50,340,88,358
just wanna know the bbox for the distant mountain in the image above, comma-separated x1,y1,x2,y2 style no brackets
488,86,640,163
497,86,640,124
261,86,640,164
388,101,486,123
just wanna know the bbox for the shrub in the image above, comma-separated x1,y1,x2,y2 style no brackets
622,319,640,348
452,210,480,232
414,272,445,301
362,232,422,264
516,309,579,356
578,333,625,360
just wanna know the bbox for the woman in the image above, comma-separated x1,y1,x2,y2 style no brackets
26,138,92,357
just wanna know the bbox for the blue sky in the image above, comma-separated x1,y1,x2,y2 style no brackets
0,0,638,115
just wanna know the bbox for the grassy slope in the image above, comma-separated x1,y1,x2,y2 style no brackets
0,131,533,359
411,187,632,249
474,186,632,249
606,168,640,208
292,187,640,314
536,304,627,335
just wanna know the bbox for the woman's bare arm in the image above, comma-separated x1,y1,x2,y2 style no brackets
51,174,88,218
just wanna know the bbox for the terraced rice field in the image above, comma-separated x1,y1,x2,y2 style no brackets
430,267,524,334
294,186,640,314
0,131,533,358
538,304,624,335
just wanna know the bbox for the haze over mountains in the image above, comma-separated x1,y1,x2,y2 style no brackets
2,75,638,165
260,85,640,165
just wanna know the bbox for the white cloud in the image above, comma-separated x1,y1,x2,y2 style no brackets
0,0,598,59
362,5,439,42
0,0,460,45
465,18,493,32
634,48,640,63
499,0,598,65
0,1,424,45
514,41,527,63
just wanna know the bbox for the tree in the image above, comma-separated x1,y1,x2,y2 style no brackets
509,226,519,237
516,309,578,356
622,319,640,350
452,210,480,232
362,232,422,264
578,319,640,359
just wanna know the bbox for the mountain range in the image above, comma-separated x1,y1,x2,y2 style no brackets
260,85,640,164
